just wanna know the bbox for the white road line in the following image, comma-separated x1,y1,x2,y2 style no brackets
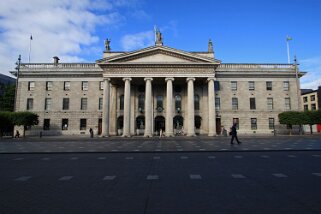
287,155,296,158
273,173,288,178
111,150,118,152
15,176,32,181
147,175,159,180
42,158,51,161
312,173,321,177
98,157,106,160
234,155,243,159
312,155,321,158
208,156,216,159
190,174,202,179
103,176,116,180
13,158,24,161
59,176,73,181
180,156,188,159
70,157,78,160
125,157,134,160
231,174,246,179
153,156,160,159
260,155,270,158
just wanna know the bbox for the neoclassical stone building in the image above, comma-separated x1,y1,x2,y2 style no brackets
12,33,305,137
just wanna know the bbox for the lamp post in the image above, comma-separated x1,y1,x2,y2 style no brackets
14,55,21,112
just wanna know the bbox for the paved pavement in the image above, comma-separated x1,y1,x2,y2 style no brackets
0,135,321,153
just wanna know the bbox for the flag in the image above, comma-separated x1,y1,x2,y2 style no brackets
286,36,292,41
30,35,33,40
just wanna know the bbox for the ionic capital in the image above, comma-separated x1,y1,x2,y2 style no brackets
165,77,174,82
144,77,153,82
122,77,132,82
186,77,195,82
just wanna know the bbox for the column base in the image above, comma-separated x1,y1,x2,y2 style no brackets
144,134,153,137
122,134,131,137
100,135,109,138
186,133,196,137
208,133,215,137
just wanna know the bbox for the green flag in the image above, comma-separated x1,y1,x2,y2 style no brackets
286,36,292,41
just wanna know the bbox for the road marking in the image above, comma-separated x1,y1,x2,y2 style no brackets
15,176,32,181
59,176,73,181
287,155,296,158
312,173,321,177
147,175,159,180
180,156,189,159
98,157,106,160
111,150,118,152
199,149,206,151
312,155,321,158
231,174,246,179
153,156,160,159
260,155,270,158
234,155,243,159
70,157,78,160
273,173,288,178
208,156,216,159
125,157,134,160
103,176,116,180
133,149,140,152
42,158,51,161
13,158,24,161
190,174,202,179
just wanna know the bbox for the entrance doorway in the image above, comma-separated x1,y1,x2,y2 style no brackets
98,119,102,135
154,116,165,133
216,118,221,135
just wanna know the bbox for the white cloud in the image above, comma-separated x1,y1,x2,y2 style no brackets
121,30,154,51
0,0,125,76
300,56,321,89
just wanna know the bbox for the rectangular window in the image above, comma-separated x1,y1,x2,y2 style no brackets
156,95,163,110
99,98,103,110
63,98,69,110
267,98,273,110
46,81,53,91
303,96,308,103
311,95,315,101
269,118,275,130
304,105,308,111
233,118,239,129
231,81,237,91
232,97,238,110
62,119,69,130
28,81,35,91
27,98,33,110
43,119,50,130
82,81,88,91
215,97,220,111
81,98,87,110
283,81,289,91
214,81,220,91
248,81,255,91
250,98,256,110
45,98,52,110
100,81,104,90
311,103,316,110
64,81,70,91
266,81,272,90
251,118,257,130
80,119,87,130
285,98,291,110
120,95,124,110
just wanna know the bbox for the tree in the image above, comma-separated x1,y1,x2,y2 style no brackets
305,110,321,134
0,112,13,137
12,112,39,137
278,111,308,135
0,84,16,111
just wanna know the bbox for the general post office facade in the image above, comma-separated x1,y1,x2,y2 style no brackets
13,35,304,137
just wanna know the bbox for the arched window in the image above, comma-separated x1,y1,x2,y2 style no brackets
119,95,124,110
175,95,182,111
194,94,200,110
138,94,144,112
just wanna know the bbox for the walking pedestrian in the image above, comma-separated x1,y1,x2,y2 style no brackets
89,128,94,138
230,123,241,144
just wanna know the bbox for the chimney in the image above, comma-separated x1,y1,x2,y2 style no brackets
53,56,60,65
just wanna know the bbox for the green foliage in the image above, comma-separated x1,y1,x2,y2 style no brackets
278,111,308,126
0,84,16,111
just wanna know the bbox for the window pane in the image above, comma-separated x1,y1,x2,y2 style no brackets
43,119,50,130
267,98,273,110
250,98,256,110
99,98,103,110
251,118,257,130
269,118,275,129
283,81,289,91
100,81,104,90
214,81,220,91
64,81,70,91
138,95,144,111
266,81,272,90
120,95,124,110
231,81,237,91
63,98,69,110
27,98,33,110
81,98,87,110
28,82,35,91
45,98,52,110
80,119,86,130
62,119,69,130
194,95,200,110
215,97,220,110
175,95,182,110
82,81,88,91
248,81,255,91
46,81,53,91
232,97,238,110
285,98,291,110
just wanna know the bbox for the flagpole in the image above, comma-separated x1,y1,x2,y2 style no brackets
28,35,32,63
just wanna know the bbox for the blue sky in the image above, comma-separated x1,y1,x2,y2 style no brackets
0,0,320,89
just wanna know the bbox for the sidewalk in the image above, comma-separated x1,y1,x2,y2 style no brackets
0,135,321,154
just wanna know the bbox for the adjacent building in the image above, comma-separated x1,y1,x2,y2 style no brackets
11,32,306,137
301,86,321,132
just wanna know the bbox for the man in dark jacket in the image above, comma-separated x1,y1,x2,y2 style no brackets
230,123,241,144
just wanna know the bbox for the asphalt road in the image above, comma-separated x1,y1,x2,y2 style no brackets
0,151,321,214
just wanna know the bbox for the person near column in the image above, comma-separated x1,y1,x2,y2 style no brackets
89,128,94,138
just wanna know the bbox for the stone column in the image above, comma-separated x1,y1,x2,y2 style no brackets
165,77,174,137
109,84,117,135
186,77,195,136
122,77,132,137
101,78,110,137
144,78,153,137
207,78,216,136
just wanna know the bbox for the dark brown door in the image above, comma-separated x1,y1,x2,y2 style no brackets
216,118,221,135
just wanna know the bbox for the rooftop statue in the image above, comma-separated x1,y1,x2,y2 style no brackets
155,27,163,46
105,38,111,52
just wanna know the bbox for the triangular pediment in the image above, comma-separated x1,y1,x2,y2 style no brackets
97,45,220,64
